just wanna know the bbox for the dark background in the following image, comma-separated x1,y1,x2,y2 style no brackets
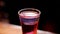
3,0,58,33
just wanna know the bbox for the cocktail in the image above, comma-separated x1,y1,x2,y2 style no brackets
18,8,41,34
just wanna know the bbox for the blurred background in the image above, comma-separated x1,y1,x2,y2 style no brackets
0,0,58,34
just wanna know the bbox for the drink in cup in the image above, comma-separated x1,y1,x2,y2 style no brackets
18,8,41,34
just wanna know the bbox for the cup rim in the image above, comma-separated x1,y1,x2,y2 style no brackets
18,8,41,15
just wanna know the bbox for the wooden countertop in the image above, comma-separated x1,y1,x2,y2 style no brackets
0,24,56,34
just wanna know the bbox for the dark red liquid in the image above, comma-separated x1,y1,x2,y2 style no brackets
20,17,39,34
21,22,38,34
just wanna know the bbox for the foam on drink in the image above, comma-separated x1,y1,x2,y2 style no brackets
19,11,39,19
